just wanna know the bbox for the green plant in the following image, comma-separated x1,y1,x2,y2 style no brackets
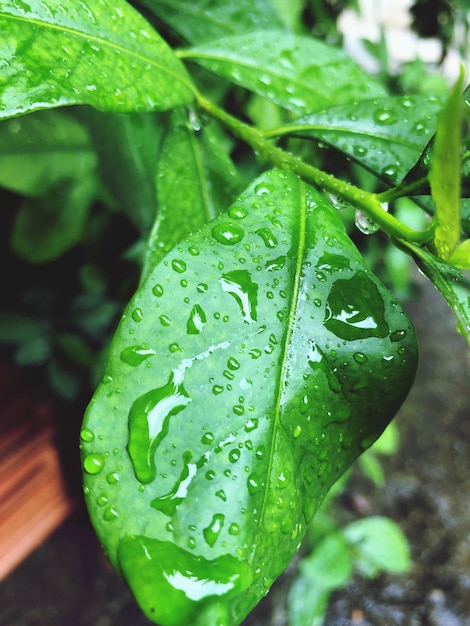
2,1,470,625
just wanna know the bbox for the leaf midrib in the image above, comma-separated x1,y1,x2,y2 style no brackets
256,176,307,553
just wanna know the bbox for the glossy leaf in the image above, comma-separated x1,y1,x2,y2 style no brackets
143,108,239,279
274,95,442,185
138,0,283,44
0,110,96,195
0,0,196,120
429,70,464,259
180,32,386,116
81,170,417,626
79,109,164,235
404,240,470,347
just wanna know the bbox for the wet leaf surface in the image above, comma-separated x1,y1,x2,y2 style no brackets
0,0,196,119
181,32,386,116
81,169,417,625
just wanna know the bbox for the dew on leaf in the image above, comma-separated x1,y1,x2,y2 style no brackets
80,428,94,442
106,472,120,484
212,221,245,245
227,357,240,370
151,452,198,516
153,284,164,297
197,283,208,293
212,385,224,395
355,209,379,235
201,432,215,445
390,329,407,342
229,449,241,463
228,206,248,219
187,304,207,335
244,418,259,432
220,270,258,324
103,505,120,521
171,259,187,273
203,513,225,547
120,345,156,367
247,472,261,495
353,351,368,363
215,489,227,501
265,255,286,271
127,370,191,484
83,453,105,475
132,308,144,322
256,228,278,249
373,108,397,125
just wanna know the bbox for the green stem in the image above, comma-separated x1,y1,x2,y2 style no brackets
377,176,430,203
197,95,432,244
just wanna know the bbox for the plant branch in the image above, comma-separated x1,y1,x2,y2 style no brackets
197,95,433,244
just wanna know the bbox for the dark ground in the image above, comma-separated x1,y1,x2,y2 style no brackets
1,274,470,626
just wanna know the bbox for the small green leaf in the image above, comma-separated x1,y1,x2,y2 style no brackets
142,108,239,278
81,170,417,625
139,0,283,44
343,516,411,577
0,0,196,120
275,95,442,185
0,110,96,195
449,239,470,269
429,70,465,259
11,176,97,263
404,240,470,347
180,32,386,116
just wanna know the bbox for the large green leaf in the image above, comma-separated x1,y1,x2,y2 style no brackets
142,108,240,279
179,32,386,116
0,0,196,120
81,170,417,626
138,0,283,44
273,95,442,185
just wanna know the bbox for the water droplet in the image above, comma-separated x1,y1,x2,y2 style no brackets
256,228,278,249
104,505,120,521
83,453,105,475
187,304,207,335
106,471,120,484
293,425,302,438
353,351,368,363
132,308,143,322
153,284,164,297
159,314,171,327
205,470,216,480
188,245,200,256
80,428,94,442
355,209,379,235
390,329,407,342
216,489,227,501
171,259,186,273
121,345,156,367
212,385,224,395
203,513,225,547
249,348,262,359
197,282,208,293
373,108,397,125
212,221,245,245
227,357,240,370
244,418,258,432
220,270,258,324
97,494,108,506
169,343,181,353
229,449,241,463
127,370,191,484
247,472,261,495
265,255,286,271
201,432,215,445
324,272,389,340
151,451,199,516
228,206,248,220
353,145,368,157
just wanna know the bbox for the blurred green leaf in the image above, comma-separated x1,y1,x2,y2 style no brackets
449,239,470,269
181,32,386,116
0,0,196,120
138,0,283,44
429,70,464,259
11,176,98,263
343,516,411,577
0,110,96,195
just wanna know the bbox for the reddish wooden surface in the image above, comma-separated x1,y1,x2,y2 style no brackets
0,363,74,580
